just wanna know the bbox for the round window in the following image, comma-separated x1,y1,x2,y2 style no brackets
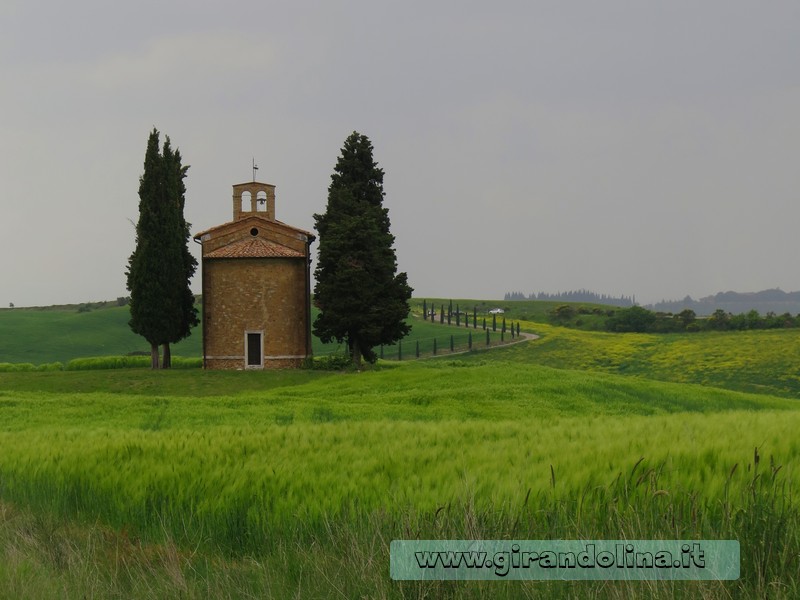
250,228,259,236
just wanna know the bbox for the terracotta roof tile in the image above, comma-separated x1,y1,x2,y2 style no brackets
205,237,304,259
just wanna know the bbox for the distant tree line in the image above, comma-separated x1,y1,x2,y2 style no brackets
505,289,635,307
604,306,800,334
648,288,800,316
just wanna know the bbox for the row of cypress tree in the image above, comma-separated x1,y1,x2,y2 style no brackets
126,129,199,369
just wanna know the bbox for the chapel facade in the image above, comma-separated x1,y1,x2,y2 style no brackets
193,181,314,369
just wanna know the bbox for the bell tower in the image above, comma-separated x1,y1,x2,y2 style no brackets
194,170,315,370
232,181,276,221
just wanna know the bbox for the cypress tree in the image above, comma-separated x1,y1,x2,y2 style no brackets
313,131,412,366
126,129,198,369
127,129,169,368
159,139,199,367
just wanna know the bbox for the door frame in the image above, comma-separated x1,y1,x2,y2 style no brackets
244,330,264,369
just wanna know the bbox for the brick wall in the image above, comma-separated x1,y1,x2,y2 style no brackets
203,257,309,370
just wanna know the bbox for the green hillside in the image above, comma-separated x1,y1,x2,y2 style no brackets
4,298,800,400
0,304,201,364
1,296,799,597
469,320,800,398
0,301,479,365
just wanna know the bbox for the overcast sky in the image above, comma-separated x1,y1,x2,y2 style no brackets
2,1,799,308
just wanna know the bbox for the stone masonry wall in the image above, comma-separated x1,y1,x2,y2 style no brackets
203,257,309,370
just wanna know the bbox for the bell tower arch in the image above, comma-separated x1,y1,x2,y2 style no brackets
232,181,276,221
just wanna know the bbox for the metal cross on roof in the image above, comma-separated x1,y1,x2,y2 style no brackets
252,158,259,182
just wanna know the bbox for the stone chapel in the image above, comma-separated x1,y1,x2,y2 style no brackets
193,180,315,369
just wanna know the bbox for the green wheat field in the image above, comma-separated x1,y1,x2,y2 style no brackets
0,299,798,598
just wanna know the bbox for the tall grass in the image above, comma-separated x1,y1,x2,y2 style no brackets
0,365,797,552
1,451,796,599
1,413,796,552
65,356,202,370
1,355,799,596
0,362,64,372
0,356,202,372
